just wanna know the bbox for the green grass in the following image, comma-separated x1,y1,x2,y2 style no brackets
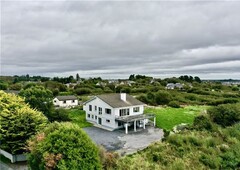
68,109,92,128
145,106,208,130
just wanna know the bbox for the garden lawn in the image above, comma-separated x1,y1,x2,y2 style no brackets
68,109,92,128
145,106,208,130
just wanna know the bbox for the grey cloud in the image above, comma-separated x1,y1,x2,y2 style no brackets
1,1,240,79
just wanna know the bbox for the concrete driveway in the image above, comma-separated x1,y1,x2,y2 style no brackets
83,126,163,155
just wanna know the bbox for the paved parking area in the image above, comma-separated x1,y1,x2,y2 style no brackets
83,126,163,155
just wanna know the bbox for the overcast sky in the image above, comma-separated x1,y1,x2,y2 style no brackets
1,1,240,79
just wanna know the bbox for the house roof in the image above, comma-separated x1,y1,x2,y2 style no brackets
55,95,78,101
93,93,144,108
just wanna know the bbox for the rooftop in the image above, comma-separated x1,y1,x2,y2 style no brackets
55,95,78,101
95,93,144,108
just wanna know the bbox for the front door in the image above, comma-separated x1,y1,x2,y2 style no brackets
98,118,102,125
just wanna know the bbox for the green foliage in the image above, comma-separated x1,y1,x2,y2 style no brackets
9,83,22,90
68,109,92,128
0,91,47,154
168,101,181,108
155,91,172,105
74,87,92,95
19,86,54,118
193,115,213,131
208,104,240,127
116,125,240,169
0,82,8,90
99,146,119,170
47,108,71,122
27,122,101,170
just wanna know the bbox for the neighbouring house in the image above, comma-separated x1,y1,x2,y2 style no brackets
166,83,184,90
83,93,155,134
53,95,78,108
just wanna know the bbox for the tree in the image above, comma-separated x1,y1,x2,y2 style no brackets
129,74,135,80
0,91,47,154
194,76,202,83
19,86,54,117
76,73,80,81
27,122,101,170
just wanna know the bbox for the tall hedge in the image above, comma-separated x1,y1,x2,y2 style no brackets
0,91,47,154
27,122,101,170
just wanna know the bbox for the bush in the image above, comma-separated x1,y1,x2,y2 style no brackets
0,91,47,154
208,104,240,127
47,108,71,122
99,146,119,169
193,115,213,131
168,101,181,108
74,88,92,95
155,91,172,105
27,122,101,170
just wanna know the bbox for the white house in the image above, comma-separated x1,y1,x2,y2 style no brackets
166,83,184,90
53,95,78,108
83,93,155,134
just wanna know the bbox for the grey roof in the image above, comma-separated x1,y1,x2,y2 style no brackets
95,93,144,108
55,95,78,101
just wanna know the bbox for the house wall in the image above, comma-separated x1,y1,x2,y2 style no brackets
53,98,78,107
83,97,144,130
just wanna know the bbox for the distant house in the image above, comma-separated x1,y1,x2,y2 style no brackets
53,95,78,108
166,83,184,90
83,93,155,134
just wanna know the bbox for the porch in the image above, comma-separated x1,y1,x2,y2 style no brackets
116,114,156,134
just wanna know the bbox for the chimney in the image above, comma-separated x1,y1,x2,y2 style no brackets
120,93,126,101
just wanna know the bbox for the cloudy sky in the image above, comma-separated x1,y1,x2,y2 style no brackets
1,1,240,79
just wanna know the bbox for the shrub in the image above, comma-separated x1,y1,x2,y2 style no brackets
99,146,119,169
47,108,71,122
0,91,47,154
208,104,240,127
168,101,181,108
74,88,92,95
155,91,172,105
27,122,101,170
193,115,213,131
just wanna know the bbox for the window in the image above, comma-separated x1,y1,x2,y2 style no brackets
87,114,90,118
133,107,140,112
105,108,111,114
95,106,97,111
92,115,94,119
63,100,66,104
120,109,130,116
106,119,110,123
89,105,92,111
98,107,102,115
72,100,75,103
54,100,57,103
95,116,97,120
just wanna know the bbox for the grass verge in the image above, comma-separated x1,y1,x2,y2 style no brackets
145,105,208,130
68,109,92,128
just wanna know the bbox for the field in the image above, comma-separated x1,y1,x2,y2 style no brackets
68,109,92,128
145,106,208,130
